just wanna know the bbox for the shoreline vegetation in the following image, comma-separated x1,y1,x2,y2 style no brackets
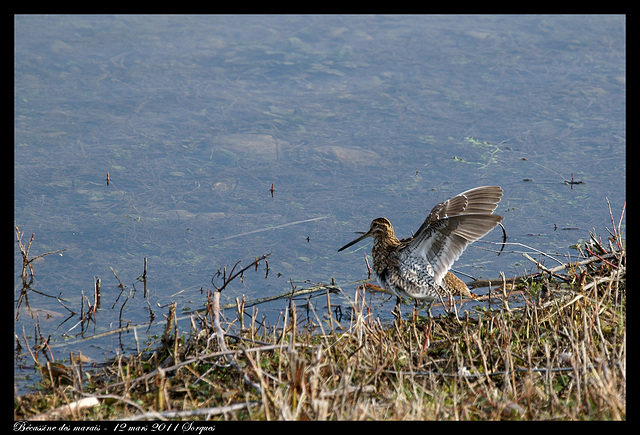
15,220,625,421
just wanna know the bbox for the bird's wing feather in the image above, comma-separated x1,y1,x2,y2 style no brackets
413,186,503,234
399,186,504,286
399,214,503,286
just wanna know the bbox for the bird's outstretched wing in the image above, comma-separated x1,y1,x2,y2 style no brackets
398,186,504,286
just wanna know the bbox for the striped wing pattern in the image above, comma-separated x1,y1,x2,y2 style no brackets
396,186,503,297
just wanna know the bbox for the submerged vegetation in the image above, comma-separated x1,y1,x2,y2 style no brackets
15,220,625,421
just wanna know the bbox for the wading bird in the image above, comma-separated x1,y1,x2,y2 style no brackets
338,186,504,316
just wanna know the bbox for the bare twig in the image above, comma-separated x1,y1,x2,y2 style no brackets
208,290,262,394
497,222,507,256
467,251,620,289
474,240,566,266
522,253,573,282
212,253,271,293
121,401,261,420
15,225,66,287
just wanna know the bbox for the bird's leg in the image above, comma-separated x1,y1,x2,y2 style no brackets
412,299,423,322
392,296,402,319
426,299,435,318
412,300,433,320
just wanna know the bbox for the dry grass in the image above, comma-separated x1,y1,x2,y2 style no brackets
15,239,625,421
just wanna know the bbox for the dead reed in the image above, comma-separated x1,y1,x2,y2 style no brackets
15,232,625,421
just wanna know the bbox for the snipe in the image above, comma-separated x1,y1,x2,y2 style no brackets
338,186,504,316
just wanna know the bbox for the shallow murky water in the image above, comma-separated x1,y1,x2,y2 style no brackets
15,15,625,393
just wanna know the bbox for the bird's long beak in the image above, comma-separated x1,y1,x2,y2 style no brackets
337,230,372,252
